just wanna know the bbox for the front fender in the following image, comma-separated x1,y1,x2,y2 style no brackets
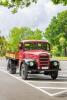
50,59,60,70
23,59,34,65
22,59,37,70
50,59,59,64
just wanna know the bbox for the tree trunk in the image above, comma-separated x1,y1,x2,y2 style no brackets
64,47,67,56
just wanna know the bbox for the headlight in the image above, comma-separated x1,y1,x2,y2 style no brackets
53,62,58,66
29,62,34,66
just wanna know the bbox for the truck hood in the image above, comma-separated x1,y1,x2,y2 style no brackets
25,50,50,56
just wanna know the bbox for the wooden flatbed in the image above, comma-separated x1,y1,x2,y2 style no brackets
6,52,19,60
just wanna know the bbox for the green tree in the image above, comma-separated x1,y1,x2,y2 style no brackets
52,0,67,5
0,0,37,13
45,10,67,56
0,0,67,8
51,46,59,56
0,0,37,7
7,27,42,52
59,37,65,56
0,36,7,56
26,29,42,40
0,0,66,13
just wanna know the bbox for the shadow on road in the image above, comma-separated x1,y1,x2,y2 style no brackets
24,74,67,82
56,92,67,98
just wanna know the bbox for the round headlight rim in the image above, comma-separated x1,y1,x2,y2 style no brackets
53,61,58,66
29,61,34,66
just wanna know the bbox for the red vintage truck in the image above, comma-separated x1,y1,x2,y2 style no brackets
6,40,60,80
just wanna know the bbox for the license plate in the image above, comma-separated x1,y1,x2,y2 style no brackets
42,67,48,69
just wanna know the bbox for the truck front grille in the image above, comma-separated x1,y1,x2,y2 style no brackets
39,55,49,67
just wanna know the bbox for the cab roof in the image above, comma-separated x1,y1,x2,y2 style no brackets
20,40,49,43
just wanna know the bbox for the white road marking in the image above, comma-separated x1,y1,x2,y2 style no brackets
37,87,67,89
37,87,67,96
51,90,67,96
36,88,67,96
0,69,67,97
0,69,52,96
27,81,67,84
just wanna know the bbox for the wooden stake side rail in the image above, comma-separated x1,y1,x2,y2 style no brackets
6,52,19,60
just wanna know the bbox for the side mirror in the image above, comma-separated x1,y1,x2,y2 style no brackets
47,44,51,51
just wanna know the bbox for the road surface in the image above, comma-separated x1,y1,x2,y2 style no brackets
0,58,67,100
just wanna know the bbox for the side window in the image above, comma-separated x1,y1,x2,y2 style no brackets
19,43,23,50
42,44,47,50
24,43,30,50
38,43,42,49
47,44,50,51
30,43,34,49
43,43,50,51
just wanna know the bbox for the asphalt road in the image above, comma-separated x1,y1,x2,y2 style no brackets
0,58,67,100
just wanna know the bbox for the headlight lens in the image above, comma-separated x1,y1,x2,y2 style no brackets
29,62,34,66
53,62,58,66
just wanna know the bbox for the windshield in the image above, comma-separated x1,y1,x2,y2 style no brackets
24,42,50,51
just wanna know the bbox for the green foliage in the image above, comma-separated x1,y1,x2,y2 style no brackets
7,27,42,52
0,0,66,14
0,0,37,13
0,36,7,56
45,10,67,56
0,0,67,9
0,0,66,9
52,0,67,5
25,29,42,40
51,46,59,56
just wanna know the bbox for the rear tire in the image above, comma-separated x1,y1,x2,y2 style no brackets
7,60,16,74
7,60,10,70
21,62,28,80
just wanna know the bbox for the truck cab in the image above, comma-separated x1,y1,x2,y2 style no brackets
7,40,60,80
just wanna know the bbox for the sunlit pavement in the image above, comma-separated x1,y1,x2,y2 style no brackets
0,58,67,100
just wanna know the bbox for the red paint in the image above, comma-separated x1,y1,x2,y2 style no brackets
18,40,50,69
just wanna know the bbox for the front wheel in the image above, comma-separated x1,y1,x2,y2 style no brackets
21,63,28,80
51,71,58,80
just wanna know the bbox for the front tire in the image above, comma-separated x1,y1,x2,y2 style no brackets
51,71,58,80
21,62,28,80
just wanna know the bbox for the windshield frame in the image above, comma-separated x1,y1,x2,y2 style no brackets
23,41,50,51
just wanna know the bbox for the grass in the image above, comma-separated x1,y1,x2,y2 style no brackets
53,57,67,60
